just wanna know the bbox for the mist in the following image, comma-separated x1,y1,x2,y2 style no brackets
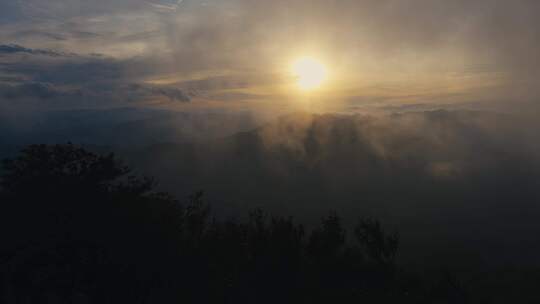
2,0,540,302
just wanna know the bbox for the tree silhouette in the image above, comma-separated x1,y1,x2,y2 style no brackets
0,144,484,303
0,144,181,303
307,212,345,261
355,217,399,266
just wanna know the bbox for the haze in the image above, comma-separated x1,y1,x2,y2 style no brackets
1,1,540,302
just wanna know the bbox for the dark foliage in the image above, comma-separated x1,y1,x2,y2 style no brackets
0,144,478,303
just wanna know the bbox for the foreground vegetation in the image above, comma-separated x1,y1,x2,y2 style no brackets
0,144,481,303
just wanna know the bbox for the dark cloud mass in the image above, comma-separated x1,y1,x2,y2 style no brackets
127,84,191,103
0,44,190,107
0,82,58,100
0,44,70,57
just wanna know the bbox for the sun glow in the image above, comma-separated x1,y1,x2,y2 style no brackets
291,57,327,91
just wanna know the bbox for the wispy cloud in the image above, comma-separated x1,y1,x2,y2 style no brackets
0,44,191,108
0,44,73,57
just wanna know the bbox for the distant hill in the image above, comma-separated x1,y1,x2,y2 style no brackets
0,107,261,153
121,110,540,269
3,108,540,268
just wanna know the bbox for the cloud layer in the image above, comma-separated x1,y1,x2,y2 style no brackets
0,44,192,109
1,0,540,111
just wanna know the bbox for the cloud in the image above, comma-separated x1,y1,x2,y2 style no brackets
0,82,58,100
0,44,71,57
1,1,540,111
0,44,191,107
147,0,185,11
126,83,191,102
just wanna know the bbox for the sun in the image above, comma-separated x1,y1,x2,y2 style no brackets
291,57,327,91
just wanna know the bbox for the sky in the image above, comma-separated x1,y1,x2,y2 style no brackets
1,0,540,114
